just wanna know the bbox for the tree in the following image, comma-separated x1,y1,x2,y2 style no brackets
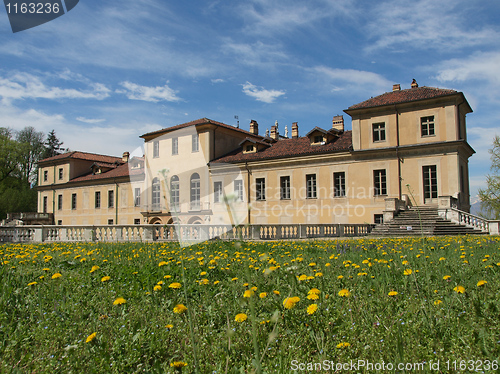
478,135,500,219
0,128,22,184
16,126,45,186
43,129,65,159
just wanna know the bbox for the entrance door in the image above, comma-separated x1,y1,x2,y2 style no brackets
423,165,438,204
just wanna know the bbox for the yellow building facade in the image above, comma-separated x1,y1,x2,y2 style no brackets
37,81,474,227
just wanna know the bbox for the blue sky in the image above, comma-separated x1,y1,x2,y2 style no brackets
1,0,499,197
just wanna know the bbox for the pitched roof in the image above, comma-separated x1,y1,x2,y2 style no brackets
68,163,144,183
346,86,459,111
39,151,122,165
212,131,352,164
140,118,264,139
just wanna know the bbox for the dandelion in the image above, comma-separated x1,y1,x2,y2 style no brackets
235,313,248,322
337,342,350,348
307,293,319,300
273,290,280,295
388,291,398,296
434,300,442,305
243,290,254,298
477,280,487,287
315,272,323,277
85,332,97,343
101,276,110,282
259,292,267,299
338,289,351,297
308,288,320,295
51,273,62,279
164,275,172,279
307,304,318,315
158,261,168,267
443,275,451,280
200,271,207,276
169,282,181,289
42,268,50,271
90,265,99,273
297,274,307,281
165,324,173,329
337,275,344,279
153,285,162,291
439,257,446,261
454,285,465,294
173,304,187,314
170,361,188,368
283,296,300,309
113,297,126,305
231,277,238,281
199,279,209,285
27,281,37,286
403,269,412,276
214,280,220,285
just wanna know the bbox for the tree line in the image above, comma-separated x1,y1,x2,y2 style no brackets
0,127,64,220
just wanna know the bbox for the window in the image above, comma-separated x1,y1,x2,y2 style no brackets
43,170,48,182
108,190,114,208
372,122,386,142
421,116,435,136
314,135,323,143
108,219,114,225
192,134,199,152
214,181,223,203
373,169,387,196
333,172,346,197
423,165,438,199
153,140,159,158
306,174,317,199
172,137,178,155
190,173,201,210
134,188,141,207
43,196,48,213
95,191,101,209
152,177,160,210
57,194,63,210
234,180,243,202
134,218,141,225
280,176,290,200
170,175,179,210
374,214,384,224
246,145,254,152
57,220,62,225
256,178,266,201
71,193,77,210
58,168,63,180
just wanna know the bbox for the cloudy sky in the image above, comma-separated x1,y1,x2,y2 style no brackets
1,0,499,196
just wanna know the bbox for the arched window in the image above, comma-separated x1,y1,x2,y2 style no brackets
170,175,179,211
190,173,200,210
152,177,160,210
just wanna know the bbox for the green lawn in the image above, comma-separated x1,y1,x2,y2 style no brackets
1,236,499,373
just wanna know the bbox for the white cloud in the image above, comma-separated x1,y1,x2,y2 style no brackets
76,117,106,124
242,82,285,103
211,78,225,84
434,52,500,85
221,40,288,69
0,72,110,103
117,81,181,103
365,0,499,52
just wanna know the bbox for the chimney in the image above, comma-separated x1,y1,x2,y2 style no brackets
332,115,344,132
249,120,259,135
393,84,401,91
411,79,418,88
270,125,279,140
292,122,299,138
122,151,130,163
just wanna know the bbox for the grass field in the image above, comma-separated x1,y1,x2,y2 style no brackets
1,236,500,373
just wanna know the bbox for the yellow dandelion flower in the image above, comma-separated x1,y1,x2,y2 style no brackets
164,275,172,279
454,285,465,294
336,342,350,348
443,275,451,280
158,261,168,267
113,297,126,305
27,281,37,286
242,282,249,287
234,313,248,322
42,268,50,271
477,280,487,287
199,279,209,285
170,361,188,368
200,271,207,276
439,257,446,261
90,265,99,273
338,289,351,297
297,274,307,281
308,288,320,295
259,292,267,299
337,275,344,279
173,304,187,314
307,304,318,315
154,285,162,291
165,324,173,329
434,300,442,305
403,269,412,276
273,290,280,295
85,332,97,343
101,276,111,282
315,272,323,277
51,273,62,279
243,290,254,298
308,262,316,267
388,291,398,296
214,280,220,285
283,296,300,309
169,282,182,289
231,277,238,281
307,293,319,300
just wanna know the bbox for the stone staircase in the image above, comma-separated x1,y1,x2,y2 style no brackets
370,205,487,236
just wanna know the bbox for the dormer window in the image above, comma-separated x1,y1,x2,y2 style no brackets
246,145,254,152
314,135,324,144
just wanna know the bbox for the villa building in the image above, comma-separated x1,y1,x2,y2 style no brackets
36,80,474,227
